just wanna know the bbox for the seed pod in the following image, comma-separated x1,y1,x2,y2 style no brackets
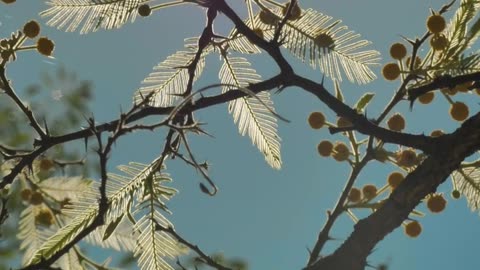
30,191,44,205
426,194,447,213
387,172,404,189
332,142,349,162
387,113,405,132
362,184,377,200
348,188,361,203
396,149,417,167
389,43,407,60
317,140,333,157
382,63,400,81
138,4,152,17
23,21,41,39
427,14,446,34
404,220,422,238
449,102,469,122
36,37,55,56
308,112,326,129
418,91,434,104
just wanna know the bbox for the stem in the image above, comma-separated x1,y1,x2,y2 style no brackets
307,155,371,265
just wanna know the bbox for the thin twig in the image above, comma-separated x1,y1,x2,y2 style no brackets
155,222,233,270
0,66,47,139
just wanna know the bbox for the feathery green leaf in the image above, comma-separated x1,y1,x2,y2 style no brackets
253,8,380,84
452,167,480,211
134,38,209,107
219,55,282,169
41,0,148,34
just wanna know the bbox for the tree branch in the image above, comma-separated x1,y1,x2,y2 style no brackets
308,112,480,270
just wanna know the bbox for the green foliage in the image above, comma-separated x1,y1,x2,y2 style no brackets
452,166,480,210
354,93,375,113
219,55,282,169
41,0,149,34
134,38,209,107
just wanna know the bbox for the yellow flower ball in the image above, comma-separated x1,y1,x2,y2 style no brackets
387,113,406,132
404,220,422,238
373,147,389,163
430,129,444,137
362,184,377,200
442,87,457,96
39,159,54,171
314,33,335,51
332,142,349,162
427,14,446,34
454,81,473,93
396,149,417,167
426,194,447,213
20,189,32,201
23,20,41,39
382,63,401,81
418,91,435,104
451,190,461,199
387,172,404,189
430,34,448,51
390,43,407,60
308,112,326,129
259,10,278,25
449,102,469,122
35,208,54,226
30,191,44,205
348,187,361,203
36,37,55,56
138,4,152,17
317,140,333,157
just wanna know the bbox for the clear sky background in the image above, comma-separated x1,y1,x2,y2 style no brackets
2,1,480,270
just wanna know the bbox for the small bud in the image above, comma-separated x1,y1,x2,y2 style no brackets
36,37,55,56
23,21,41,39
138,4,152,17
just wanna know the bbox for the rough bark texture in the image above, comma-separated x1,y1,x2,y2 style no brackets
309,112,480,270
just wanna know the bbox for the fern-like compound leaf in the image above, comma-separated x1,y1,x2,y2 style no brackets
219,55,282,169
134,38,209,107
41,0,148,34
133,168,182,270
227,19,262,54
38,176,95,202
445,0,480,59
424,0,480,76
55,250,84,270
252,8,380,84
27,159,166,264
18,206,56,266
452,167,480,211
28,206,98,264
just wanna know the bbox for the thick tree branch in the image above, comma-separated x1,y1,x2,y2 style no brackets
307,156,371,265
0,74,287,189
216,0,294,76
407,72,480,101
308,112,480,270
289,74,435,153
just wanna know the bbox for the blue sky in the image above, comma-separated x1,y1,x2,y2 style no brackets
2,1,480,269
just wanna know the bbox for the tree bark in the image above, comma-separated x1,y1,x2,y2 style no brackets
309,112,480,270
